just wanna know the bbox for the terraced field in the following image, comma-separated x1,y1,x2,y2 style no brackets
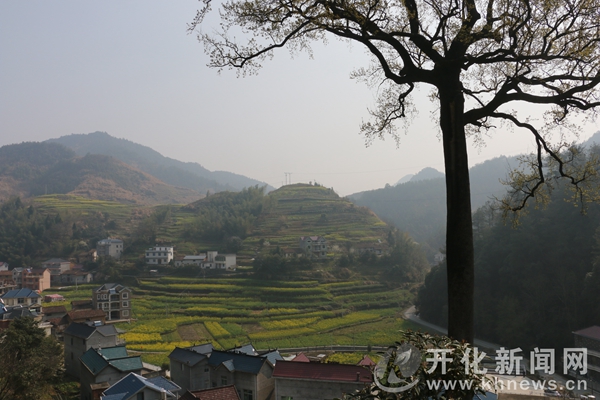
45,277,418,366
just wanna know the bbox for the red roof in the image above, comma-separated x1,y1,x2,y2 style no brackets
181,385,241,400
574,326,600,341
357,355,376,366
273,360,372,383
291,352,310,362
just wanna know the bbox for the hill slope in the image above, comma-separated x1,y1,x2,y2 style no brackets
0,142,200,205
47,132,274,194
349,156,519,255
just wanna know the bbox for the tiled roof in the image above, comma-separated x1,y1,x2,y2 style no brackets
64,322,117,339
262,350,283,365
81,348,110,375
43,258,69,263
71,299,93,306
102,372,179,400
1,288,41,299
169,347,208,367
110,357,144,372
273,360,372,383
68,309,106,321
357,355,376,366
573,325,600,341
64,322,95,338
81,347,143,376
181,385,241,400
208,350,267,375
43,305,67,314
230,343,257,356
291,352,310,362
189,343,214,355
98,346,128,359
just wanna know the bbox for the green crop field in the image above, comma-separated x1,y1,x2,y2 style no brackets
44,277,423,366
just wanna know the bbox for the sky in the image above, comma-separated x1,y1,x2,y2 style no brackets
1,2,599,196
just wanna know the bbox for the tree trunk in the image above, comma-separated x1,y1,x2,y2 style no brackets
439,77,475,343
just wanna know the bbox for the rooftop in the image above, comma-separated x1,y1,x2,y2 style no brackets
1,288,41,299
273,360,372,383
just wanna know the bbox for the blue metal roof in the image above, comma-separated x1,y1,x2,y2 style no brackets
1,288,40,299
208,350,266,375
102,372,179,399
169,347,208,367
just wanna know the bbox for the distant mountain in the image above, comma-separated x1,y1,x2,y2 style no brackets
349,156,519,258
0,142,200,204
410,167,444,182
47,132,273,194
395,174,414,185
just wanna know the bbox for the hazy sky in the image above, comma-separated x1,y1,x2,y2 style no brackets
2,2,599,196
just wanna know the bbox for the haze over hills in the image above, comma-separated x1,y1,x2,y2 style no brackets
0,142,201,205
47,132,274,194
349,156,520,257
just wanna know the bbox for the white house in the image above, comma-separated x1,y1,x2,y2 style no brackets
174,251,236,270
145,246,174,265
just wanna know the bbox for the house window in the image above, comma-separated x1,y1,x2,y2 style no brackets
122,301,129,308
18,298,24,304
137,393,144,400
122,310,129,317
70,338,73,345
281,397,293,400
243,390,253,400
204,367,209,372
221,376,227,385
122,292,128,299
97,294,101,300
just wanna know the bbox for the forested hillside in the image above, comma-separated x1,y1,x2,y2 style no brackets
417,149,600,351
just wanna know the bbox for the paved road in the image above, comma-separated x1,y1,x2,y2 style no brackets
403,305,501,351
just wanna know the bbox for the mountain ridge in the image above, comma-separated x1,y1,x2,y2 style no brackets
47,132,274,194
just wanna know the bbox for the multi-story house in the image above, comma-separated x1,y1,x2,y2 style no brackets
92,283,132,321
145,246,174,265
101,372,182,400
42,258,72,285
63,322,120,378
21,268,51,291
96,238,124,260
299,236,328,259
169,343,214,392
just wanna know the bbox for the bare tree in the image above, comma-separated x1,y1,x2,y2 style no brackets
190,0,600,342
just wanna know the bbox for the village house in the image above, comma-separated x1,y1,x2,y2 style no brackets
92,283,132,321
173,251,237,270
60,309,107,327
298,236,328,259
207,350,275,400
0,262,8,271
101,372,182,400
272,360,372,400
145,246,174,265
0,287,41,308
96,238,124,260
58,270,94,285
21,268,51,291
169,343,214,392
63,322,121,379
42,305,67,322
80,345,144,400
